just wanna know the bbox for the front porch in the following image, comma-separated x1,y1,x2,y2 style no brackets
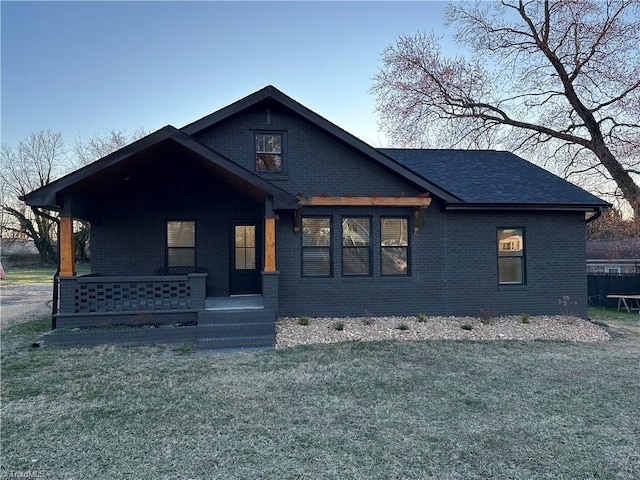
45,273,277,350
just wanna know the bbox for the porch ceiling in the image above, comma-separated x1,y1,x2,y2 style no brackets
58,140,268,220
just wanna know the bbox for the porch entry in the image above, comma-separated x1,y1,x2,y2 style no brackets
230,222,262,295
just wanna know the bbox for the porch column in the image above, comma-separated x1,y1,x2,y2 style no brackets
264,217,276,272
59,216,76,277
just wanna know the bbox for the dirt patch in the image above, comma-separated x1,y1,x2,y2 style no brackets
1,283,53,330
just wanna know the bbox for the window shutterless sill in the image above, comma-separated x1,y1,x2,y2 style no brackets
257,174,289,181
498,284,528,291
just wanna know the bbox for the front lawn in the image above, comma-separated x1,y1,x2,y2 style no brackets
1,317,639,479
1,264,91,284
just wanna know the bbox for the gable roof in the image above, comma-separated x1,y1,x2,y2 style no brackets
181,85,460,203
22,125,300,212
22,86,608,216
380,149,609,211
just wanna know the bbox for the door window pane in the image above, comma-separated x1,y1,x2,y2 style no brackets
235,225,256,270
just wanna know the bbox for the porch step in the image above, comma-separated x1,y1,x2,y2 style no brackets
197,321,275,338
198,309,275,325
196,308,276,351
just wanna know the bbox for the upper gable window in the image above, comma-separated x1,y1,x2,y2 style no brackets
255,132,283,172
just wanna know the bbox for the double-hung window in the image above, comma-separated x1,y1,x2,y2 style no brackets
342,217,371,276
302,217,331,276
497,228,525,284
381,218,409,275
167,221,195,267
255,132,283,172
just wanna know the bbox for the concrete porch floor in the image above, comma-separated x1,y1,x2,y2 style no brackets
205,295,264,310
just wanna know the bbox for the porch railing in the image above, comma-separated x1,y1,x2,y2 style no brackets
58,273,207,314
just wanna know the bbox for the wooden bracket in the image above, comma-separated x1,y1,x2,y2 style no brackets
413,206,426,234
293,209,300,235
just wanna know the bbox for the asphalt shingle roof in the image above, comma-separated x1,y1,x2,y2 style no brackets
379,149,609,207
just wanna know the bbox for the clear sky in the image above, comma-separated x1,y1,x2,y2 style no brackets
1,1,452,149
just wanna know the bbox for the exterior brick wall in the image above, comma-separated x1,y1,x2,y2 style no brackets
276,201,589,318
88,102,590,319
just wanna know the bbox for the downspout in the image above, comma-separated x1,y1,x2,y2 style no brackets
585,208,603,224
33,208,60,330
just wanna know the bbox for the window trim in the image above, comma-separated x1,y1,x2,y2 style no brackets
497,227,525,285
380,216,410,276
166,220,196,268
341,216,372,277
301,216,332,277
253,131,287,174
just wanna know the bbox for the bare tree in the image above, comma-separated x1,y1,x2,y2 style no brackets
372,0,640,217
1,130,66,263
73,129,147,167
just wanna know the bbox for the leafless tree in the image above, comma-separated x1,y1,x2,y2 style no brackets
73,129,147,167
1,129,148,263
1,130,66,263
372,0,640,217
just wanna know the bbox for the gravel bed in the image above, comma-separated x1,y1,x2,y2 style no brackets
276,315,610,348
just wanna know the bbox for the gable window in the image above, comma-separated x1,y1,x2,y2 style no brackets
255,132,283,172
167,221,195,267
302,217,331,276
381,218,409,275
342,217,371,276
497,228,524,284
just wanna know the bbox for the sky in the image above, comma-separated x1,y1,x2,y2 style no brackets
1,1,453,149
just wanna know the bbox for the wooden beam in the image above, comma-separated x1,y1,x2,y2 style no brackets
59,216,76,277
297,195,431,207
264,218,276,272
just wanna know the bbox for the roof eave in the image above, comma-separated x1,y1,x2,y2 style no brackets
444,202,610,212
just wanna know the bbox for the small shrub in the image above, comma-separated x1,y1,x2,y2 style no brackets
333,321,345,331
362,317,375,326
396,323,409,331
479,309,494,324
417,313,427,323
521,313,531,324
558,295,578,316
298,316,310,326
461,323,474,331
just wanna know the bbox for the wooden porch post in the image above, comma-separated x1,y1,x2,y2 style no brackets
264,217,276,272
59,216,76,277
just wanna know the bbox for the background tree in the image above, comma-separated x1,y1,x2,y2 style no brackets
73,129,147,167
1,130,66,263
372,0,640,217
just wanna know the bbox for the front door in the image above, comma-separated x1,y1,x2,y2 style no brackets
230,222,261,295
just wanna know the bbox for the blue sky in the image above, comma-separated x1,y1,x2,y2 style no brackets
1,1,452,149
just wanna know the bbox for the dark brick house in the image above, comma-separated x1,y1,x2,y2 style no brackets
23,86,609,349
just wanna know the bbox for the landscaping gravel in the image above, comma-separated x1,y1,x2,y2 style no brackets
276,315,610,347
1,283,611,347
